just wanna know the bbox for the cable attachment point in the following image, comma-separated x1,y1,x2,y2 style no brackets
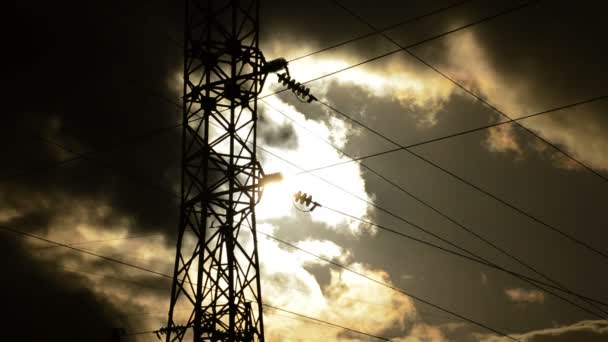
277,73,318,103
293,191,321,212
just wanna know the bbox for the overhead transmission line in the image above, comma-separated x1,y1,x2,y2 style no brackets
260,100,608,318
0,225,409,342
258,0,538,100
312,65,608,263
337,0,608,185
298,95,607,174
8,135,608,313
319,93,608,270
25,264,388,340
2,0,541,187
0,223,517,341
287,0,473,62
257,231,519,341
256,145,608,317
124,307,388,341
9,99,608,318
316,205,608,308
155,0,473,61
32,232,163,250
7,108,607,315
3,58,604,326
329,0,608,317
261,304,391,341
3,0,604,324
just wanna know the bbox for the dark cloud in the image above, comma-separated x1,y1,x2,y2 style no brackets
258,110,298,149
0,236,124,341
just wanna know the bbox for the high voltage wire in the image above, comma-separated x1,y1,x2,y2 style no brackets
124,310,369,340
43,215,603,315
0,122,180,184
292,0,608,264
257,231,519,341
331,0,608,318
255,146,608,317
6,93,602,187
32,232,163,250
2,2,592,337
46,252,422,340
260,100,608,318
0,224,174,281
0,224,395,342
261,304,391,341
9,170,605,312
2,0,544,187
298,96,608,174
3,0,604,332
286,0,473,63
0,223,516,341
11,105,608,321
318,98,608,262
33,105,600,320
3,60,604,328
338,0,608,185
154,0,473,62
258,0,538,100
20,266,388,341
314,206,608,308
124,308,377,340
9,120,605,314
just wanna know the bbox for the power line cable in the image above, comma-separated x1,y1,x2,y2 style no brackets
0,224,174,281
369,9,608,184
0,122,180,183
10,127,608,312
2,1,541,186
298,95,607,174
287,0,473,62
314,205,608,308
260,100,608,317
259,144,608,305
8,114,606,314
257,147,608,319
257,231,519,341
261,304,391,341
0,223,517,341
317,99,608,262
153,0,473,64
258,1,538,100
33,233,164,250
3,0,604,320
331,0,608,317
1,224,393,342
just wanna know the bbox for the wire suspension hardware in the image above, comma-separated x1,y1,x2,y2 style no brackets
293,191,321,212
277,73,318,103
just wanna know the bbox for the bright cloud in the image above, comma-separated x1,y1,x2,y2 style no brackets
504,288,545,304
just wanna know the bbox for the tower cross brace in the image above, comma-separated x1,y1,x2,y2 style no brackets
165,1,268,340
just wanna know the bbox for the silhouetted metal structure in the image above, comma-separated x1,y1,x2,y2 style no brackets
165,0,277,340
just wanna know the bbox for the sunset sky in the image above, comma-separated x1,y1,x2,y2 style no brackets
3,0,608,341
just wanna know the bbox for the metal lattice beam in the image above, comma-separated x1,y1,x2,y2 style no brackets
166,0,266,340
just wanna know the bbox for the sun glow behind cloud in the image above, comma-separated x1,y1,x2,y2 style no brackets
256,96,371,232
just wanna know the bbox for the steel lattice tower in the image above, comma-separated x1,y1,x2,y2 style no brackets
165,0,274,340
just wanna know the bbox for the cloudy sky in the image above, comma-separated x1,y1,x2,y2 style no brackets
4,0,608,341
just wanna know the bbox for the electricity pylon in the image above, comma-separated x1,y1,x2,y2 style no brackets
163,0,287,340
